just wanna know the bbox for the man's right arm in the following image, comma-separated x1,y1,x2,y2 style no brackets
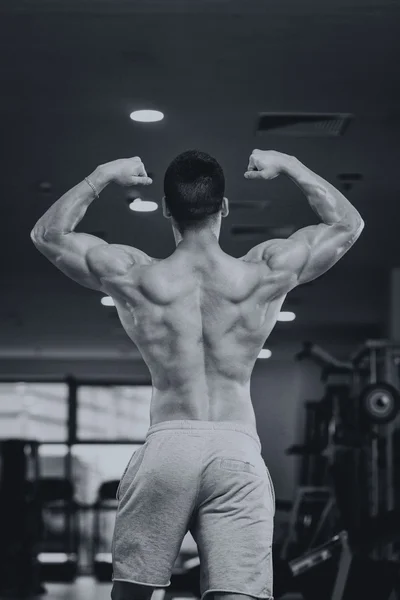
243,150,364,287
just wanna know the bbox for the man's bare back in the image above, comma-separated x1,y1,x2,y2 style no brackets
96,244,293,426
30,149,364,429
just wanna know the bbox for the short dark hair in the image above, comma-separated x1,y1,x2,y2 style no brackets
164,150,225,232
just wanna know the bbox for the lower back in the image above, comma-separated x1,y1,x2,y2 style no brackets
149,379,256,427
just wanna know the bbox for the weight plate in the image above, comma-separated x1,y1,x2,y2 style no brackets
359,382,400,424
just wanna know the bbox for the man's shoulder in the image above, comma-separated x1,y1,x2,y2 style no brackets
239,239,291,264
87,244,161,281
108,244,163,267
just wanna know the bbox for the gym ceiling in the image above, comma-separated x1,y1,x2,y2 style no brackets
1,0,399,359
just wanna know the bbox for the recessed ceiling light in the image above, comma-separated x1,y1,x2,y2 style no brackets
258,349,272,359
129,198,158,212
130,110,164,123
278,311,296,322
101,296,115,307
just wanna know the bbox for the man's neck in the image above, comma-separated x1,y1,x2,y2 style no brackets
175,227,221,251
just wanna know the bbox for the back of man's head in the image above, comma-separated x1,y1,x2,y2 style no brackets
163,150,225,232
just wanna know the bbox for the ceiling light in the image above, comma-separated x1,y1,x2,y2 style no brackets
258,349,272,359
129,198,158,212
101,296,115,307
130,110,164,123
278,311,296,322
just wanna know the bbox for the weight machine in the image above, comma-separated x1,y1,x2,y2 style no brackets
283,345,355,559
351,340,400,560
294,341,400,541
274,340,400,599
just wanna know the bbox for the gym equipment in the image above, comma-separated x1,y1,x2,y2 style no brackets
279,340,400,597
295,342,353,372
284,359,357,558
37,477,79,582
92,479,119,582
297,340,400,542
276,530,399,600
352,340,400,558
0,439,43,597
359,382,400,425
279,486,338,559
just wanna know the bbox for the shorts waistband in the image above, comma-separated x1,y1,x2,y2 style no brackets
146,420,261,449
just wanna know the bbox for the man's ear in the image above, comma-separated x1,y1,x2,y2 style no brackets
222,197,229,218
162,197,171,219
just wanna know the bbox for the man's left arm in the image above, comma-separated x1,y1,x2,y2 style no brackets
30,157,153,290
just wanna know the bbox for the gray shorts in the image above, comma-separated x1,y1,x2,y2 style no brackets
112,420,275,600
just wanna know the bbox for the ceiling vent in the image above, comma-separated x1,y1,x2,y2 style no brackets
337,172,363,193
230,200,267,211
231,225,270,237
256,112,353,137
337,173,363,182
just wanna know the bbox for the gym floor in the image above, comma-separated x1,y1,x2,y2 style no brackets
0,578,302,600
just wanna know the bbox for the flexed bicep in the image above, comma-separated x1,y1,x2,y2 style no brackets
31,230,109,290
266,221,364,286
31,156,154,291
243,150,364,288
293,221,364,284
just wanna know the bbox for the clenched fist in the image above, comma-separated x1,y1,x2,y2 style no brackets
244,149,291,181
106,157,152,187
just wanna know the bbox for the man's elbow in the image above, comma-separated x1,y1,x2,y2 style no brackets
340,213,364,236
30,227,42,246
30,223,50,246
355,216,365,236
346,217,364,245
30,225,60,245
